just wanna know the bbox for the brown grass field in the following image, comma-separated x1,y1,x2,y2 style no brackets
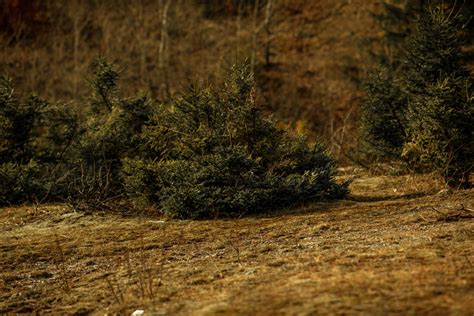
1,171,473,315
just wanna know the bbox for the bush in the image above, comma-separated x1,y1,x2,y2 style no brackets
360,68,407,159
0,76,39,164
0,161,43,205
0,76,78,205
66,58,155,208
2,59,348,214
122,63,348,218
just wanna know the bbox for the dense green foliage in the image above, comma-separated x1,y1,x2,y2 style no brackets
1,60,347,216
361,5,473,187
403,6,470,94
402,7,473,187
123,63,348,218
0,59,155,207
65,59,155,210
403,78,473,187
360,69,407,159
368,1,474,71
0,76,77,205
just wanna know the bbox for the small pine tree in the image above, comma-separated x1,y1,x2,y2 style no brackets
360,5,473,187
0,76,78,205
360,68,408,159
359,1,420,162
122,62,348,218
83,58,154,163
403,6,470,94
368,1,474,72
0,76,39,163
403,77,473,187
66,58,155,209
402,6,473,187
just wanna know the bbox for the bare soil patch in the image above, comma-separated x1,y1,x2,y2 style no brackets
1,173,473,315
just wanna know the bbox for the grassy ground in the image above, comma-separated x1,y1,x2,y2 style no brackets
0,171,473,315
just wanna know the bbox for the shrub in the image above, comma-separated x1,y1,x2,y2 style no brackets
0,76,78,205
360,68,407,159
122,63,348,218
0,161,43,205
0,76,39,163
65,58,155,209
2,59,348,213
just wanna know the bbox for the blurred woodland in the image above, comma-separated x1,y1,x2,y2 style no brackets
1,0,473,160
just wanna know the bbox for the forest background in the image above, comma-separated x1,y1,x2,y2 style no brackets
4,0,472,162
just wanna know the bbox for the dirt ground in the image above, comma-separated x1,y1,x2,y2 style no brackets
1,171,473,315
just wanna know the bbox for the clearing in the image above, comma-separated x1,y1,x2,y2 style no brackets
1,171,473,315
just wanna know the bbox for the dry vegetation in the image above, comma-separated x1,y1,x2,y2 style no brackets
1,171,473,315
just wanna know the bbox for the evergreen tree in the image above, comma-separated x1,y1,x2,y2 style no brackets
66,58,155,209
402,7,473,187
0,76,78,205
360,68,407,159
361,4,473,187
369,0,473,72
79,58,153,173
122,62,348,218
359,1,421,161
403,5,470,94
0,76,39,164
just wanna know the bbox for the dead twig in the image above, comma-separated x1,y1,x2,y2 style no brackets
53,233,70,292
226,234,242,266
431,206,474,222
105,274,124,305
459,204,474,213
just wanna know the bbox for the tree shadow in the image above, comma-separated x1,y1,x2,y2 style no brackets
346,190,435,203
249,190,439,219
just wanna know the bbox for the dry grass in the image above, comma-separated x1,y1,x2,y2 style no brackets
0,172,473,315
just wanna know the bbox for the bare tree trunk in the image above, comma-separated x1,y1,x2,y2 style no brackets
139,3,146,86
251,0,274,73
130,0,148,88
159,0,172,99
235,0,244,55
71,1,88,99
250,0,260,74
73,14,80,98
263,0,274,66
